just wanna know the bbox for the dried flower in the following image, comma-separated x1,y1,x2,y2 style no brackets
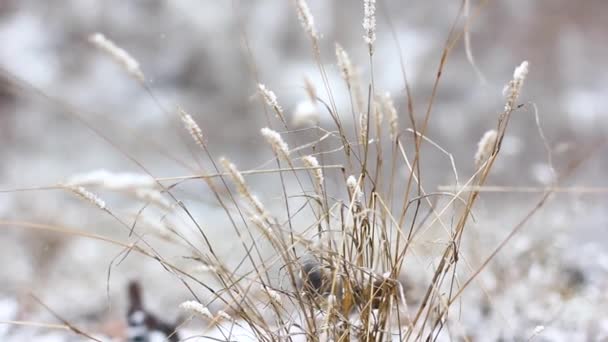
89,33,144,81
474,130,498,168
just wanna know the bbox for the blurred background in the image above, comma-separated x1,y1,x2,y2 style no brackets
0,0,607,341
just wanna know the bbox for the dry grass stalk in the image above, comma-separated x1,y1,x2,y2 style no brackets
88,33,144,82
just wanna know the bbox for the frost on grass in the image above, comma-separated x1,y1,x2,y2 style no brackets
89,32,144,81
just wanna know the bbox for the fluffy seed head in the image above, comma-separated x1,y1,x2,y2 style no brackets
363,0,377,49
335,44,354,83
179,109,205,148
302,155,324,195
89,33,144,81
295,0,318,40
503,60,530,112
258,84,285,121
513,61,529,82
261,127,290,158
67,185,106,210
179,301,213,319
359,111,368,145
346,175,364,207
474,130,498,168
335,44,364,111
221,158,268,217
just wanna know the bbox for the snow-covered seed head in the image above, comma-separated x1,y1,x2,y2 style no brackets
66,185,106,210
89,33,144,82
346,175,364,208
179,301,213,320
302,155,324,195
221,158,268,217
217,310,232,321
261,127,290,159
513,60,529,82
179,108,205,148
474,129,498,168
503,60,530,112
258,84,285,121
363,0,377,51
295,0,318,40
